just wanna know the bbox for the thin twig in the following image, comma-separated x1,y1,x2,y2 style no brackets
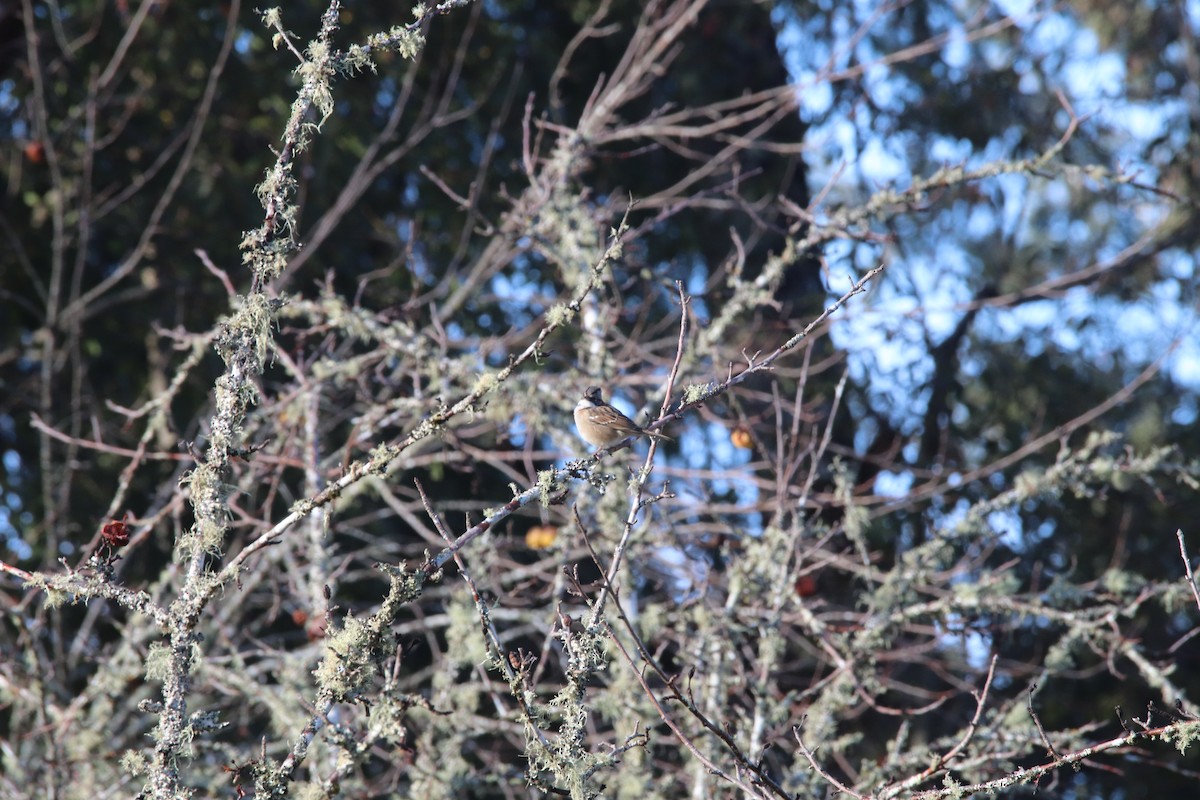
1177,530,1200,614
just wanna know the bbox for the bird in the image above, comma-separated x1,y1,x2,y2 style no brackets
574,386,671,451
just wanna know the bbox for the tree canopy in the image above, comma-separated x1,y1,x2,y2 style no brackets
1,1,1198,798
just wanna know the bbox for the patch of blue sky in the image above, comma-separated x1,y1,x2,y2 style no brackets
986,299,1053,345
992,0,1038,17
3,483,19,511
0,443,22,548
941,23,971,70
987,507,1027,551
1176,393,1200,430
931,496,971,534
5,534,32,563
1023,9,1076,55
1063,51,1125,104
933,613,994,671
666,421,763,534
873,469,914,499
831,238,974,377
984,173,1028,234
771,9,824,73
858,136,908,184
679,257,710,320
651,543,712,604
796,78,833,119
235,30,255,55
2,442,19,471
833,313,895,378
818,118,861,170
0,80,19,121
1170,337,1200,390
862,60,911,110
846,410,879,455
1110,100,1173,145
506,410,529,447
491,269,544,326
1162,250,1196,283
964,202,1000,240
1133,194,1172,232
1,505,33,561
373,77,399,113
928,135,974,164
403,174,420,206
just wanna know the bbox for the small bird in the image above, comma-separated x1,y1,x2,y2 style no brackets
574,386,671,451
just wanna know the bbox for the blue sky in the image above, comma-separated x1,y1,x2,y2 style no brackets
775,0,1199,455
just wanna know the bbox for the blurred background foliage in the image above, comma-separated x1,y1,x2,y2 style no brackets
1,0,1198,797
